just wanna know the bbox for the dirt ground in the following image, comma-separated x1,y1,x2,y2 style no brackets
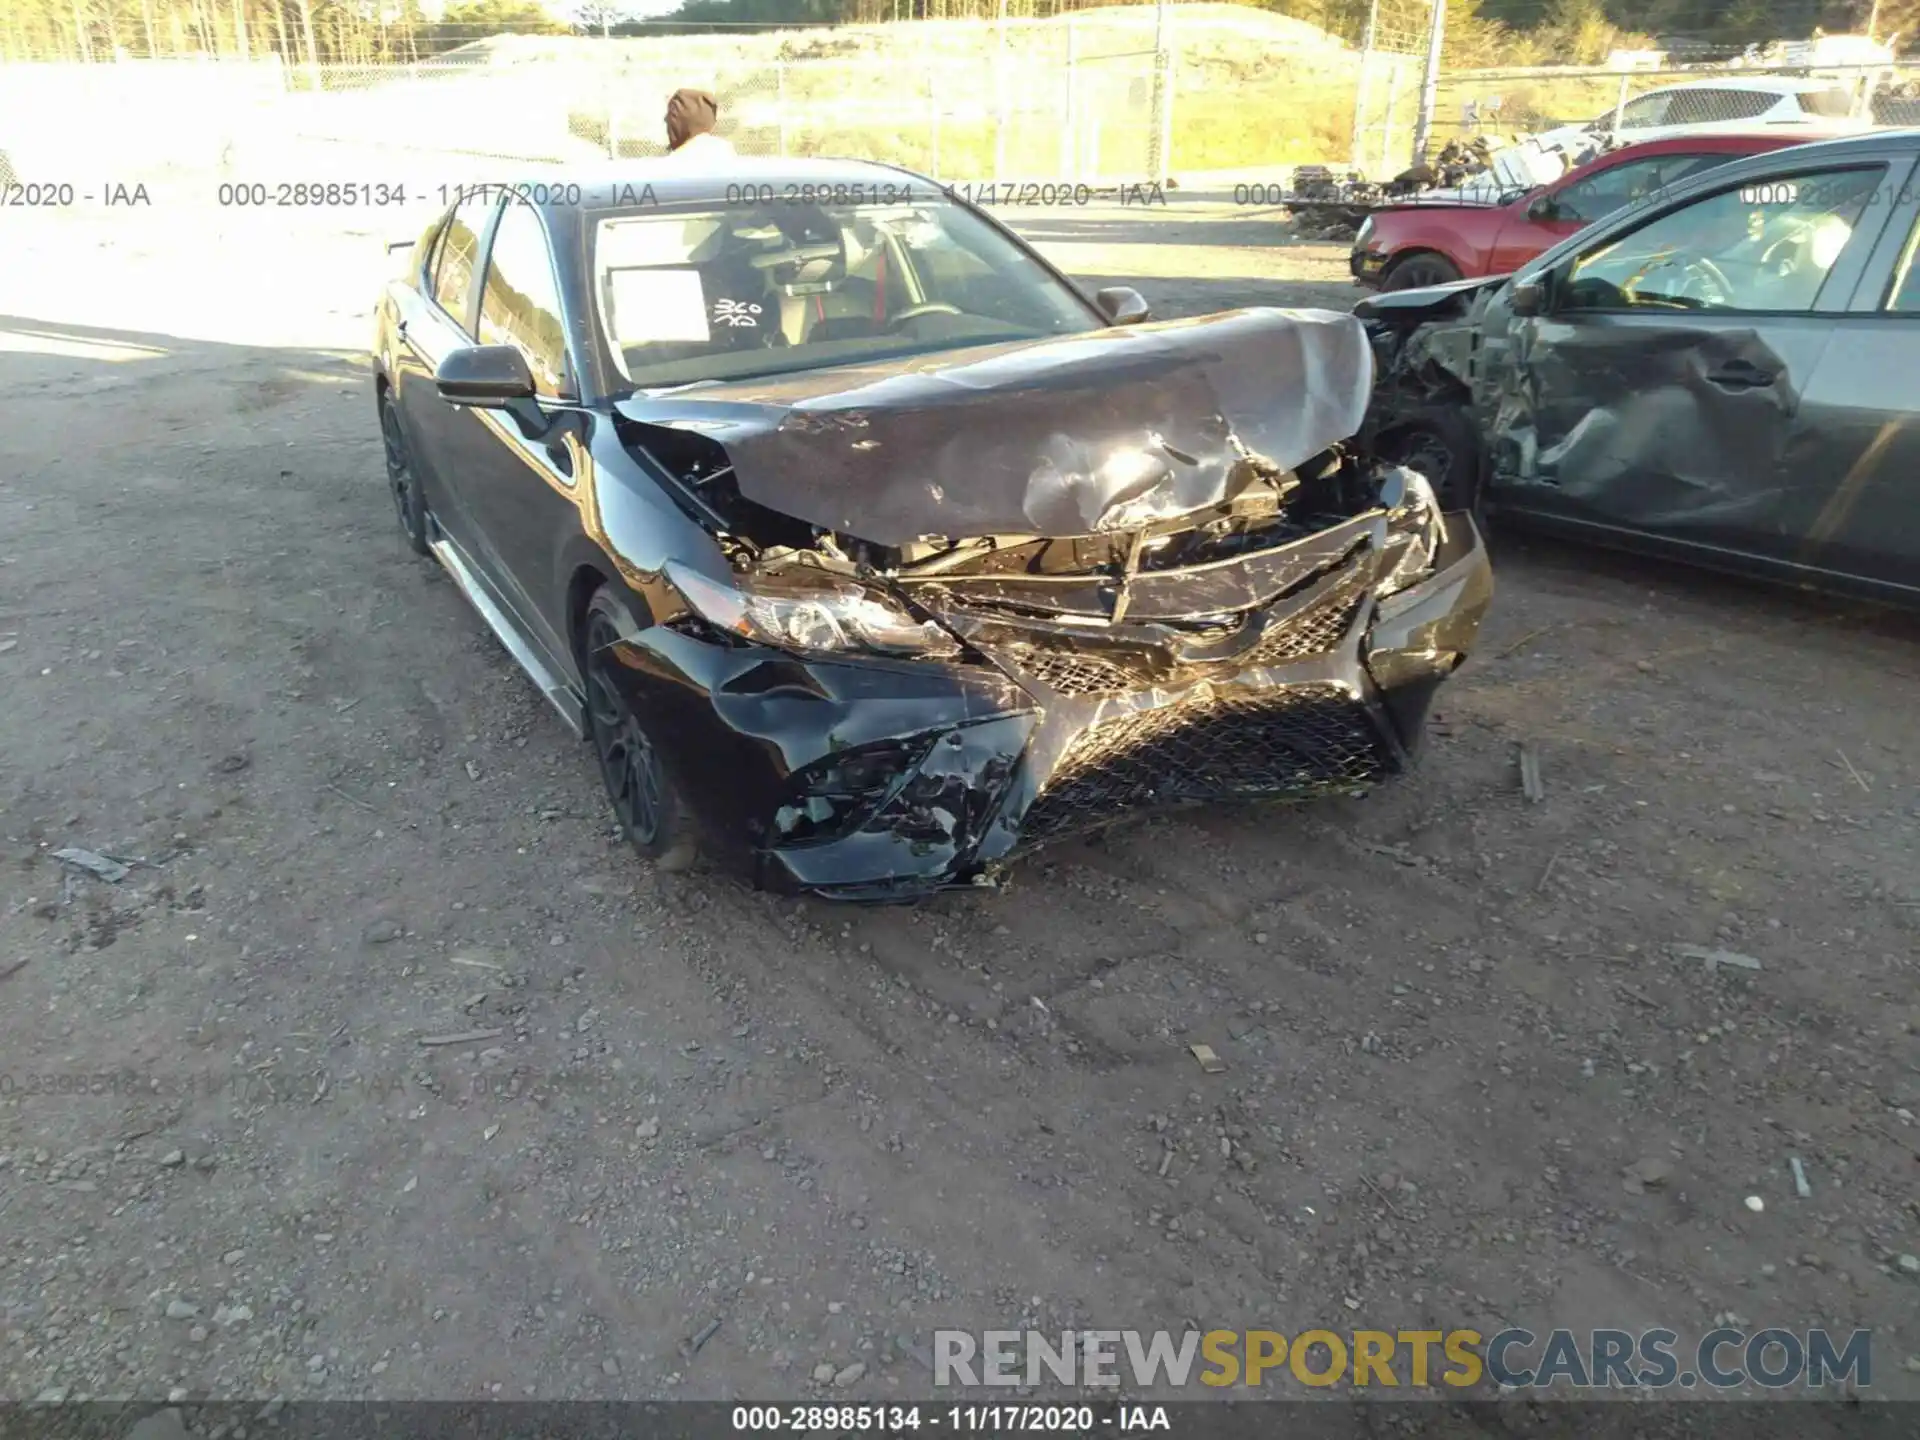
2,193,1919,1412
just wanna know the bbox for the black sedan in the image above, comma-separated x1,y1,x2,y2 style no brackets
373,158,1492,899
1359,129,1920,605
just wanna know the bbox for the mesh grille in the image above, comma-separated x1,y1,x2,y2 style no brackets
1005,560,1373,697
1244,564,1374,666
1019,682,1389,845
1013,647,1143,697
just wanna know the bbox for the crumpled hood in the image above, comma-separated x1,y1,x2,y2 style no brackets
613,307,1373,547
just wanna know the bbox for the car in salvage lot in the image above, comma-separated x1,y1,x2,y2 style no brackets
373,159,1492,899
1526,76,1871,156
1351,131,1848,291
1358,128,1920,603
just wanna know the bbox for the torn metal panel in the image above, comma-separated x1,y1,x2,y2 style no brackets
900,513,1385,623
613,308,1374,546
1491,317,1836,549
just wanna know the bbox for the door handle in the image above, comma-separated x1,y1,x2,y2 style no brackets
1705,359,1775,389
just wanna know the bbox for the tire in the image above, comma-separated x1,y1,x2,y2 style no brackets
380,392,430,557
1372,401,1484,518
580,588,699,873
1381,251,1464,292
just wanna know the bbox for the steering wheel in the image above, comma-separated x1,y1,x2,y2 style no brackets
1759,227,1813,277
1626,253,1731,308
886,301,963,331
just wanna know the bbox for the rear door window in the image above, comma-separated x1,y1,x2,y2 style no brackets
1799,87,1857,118
1664,89,1777,126
1618,93,1674,128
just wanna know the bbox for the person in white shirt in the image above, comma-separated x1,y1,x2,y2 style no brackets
663,88,737,161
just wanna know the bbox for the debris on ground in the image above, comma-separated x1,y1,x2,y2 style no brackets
682,1317,722,1358
1189,1043,1227,1074
1672,944,1763,972
1745,1195,1766,1214
1517,743,1544,803
1790,1156,1812,1198
1621,1157,1673,1195
417,1028,505,1047
1836,748,1871,792
51,847,131,883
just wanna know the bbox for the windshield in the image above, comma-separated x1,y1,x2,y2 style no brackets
590,197,1101,391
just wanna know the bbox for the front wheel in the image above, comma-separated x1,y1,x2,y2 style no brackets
1372,401,1484,518
1381,252,1464,291
380,393,429,556
581,589,699,873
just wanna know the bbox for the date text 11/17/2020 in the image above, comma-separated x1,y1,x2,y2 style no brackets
731,1405,1172,1432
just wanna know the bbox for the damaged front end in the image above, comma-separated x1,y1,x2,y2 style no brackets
1354,277,1509,510
599,308,1493,898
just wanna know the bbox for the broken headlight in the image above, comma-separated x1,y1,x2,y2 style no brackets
666,561,961,659
1375,464,1446,599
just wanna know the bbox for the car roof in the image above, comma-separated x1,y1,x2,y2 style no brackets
1597,128,1860,157
504,155,930,211
1636,76,1855,96
1709,126,1920,162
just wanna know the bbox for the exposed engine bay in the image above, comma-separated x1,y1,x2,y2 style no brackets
621,411,1434,606
582,308,1492,897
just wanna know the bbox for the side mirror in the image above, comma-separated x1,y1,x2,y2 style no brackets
1526,193,1557,222
1509,279,1546,317
1093,286,1152,326
436,345,536,406
436,345,552,439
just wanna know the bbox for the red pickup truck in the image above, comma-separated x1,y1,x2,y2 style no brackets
1349,131,1836,291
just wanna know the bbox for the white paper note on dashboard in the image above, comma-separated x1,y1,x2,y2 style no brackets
607,267,711,345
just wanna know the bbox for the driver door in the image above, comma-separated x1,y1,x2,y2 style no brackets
1493,158,1894,564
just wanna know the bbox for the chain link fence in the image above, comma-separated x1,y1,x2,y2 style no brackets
0,8,1419,201
1427,60,1920,155
6,20,1914,213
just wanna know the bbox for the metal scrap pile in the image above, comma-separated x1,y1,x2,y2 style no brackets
1282,137,1502,241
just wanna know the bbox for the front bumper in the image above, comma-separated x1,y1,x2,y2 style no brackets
1351,245,1388,288
603,517,1493,900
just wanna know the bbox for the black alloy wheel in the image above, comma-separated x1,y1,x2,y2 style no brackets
381,394,430,556
1372,401,1484,518
582,592,697,871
